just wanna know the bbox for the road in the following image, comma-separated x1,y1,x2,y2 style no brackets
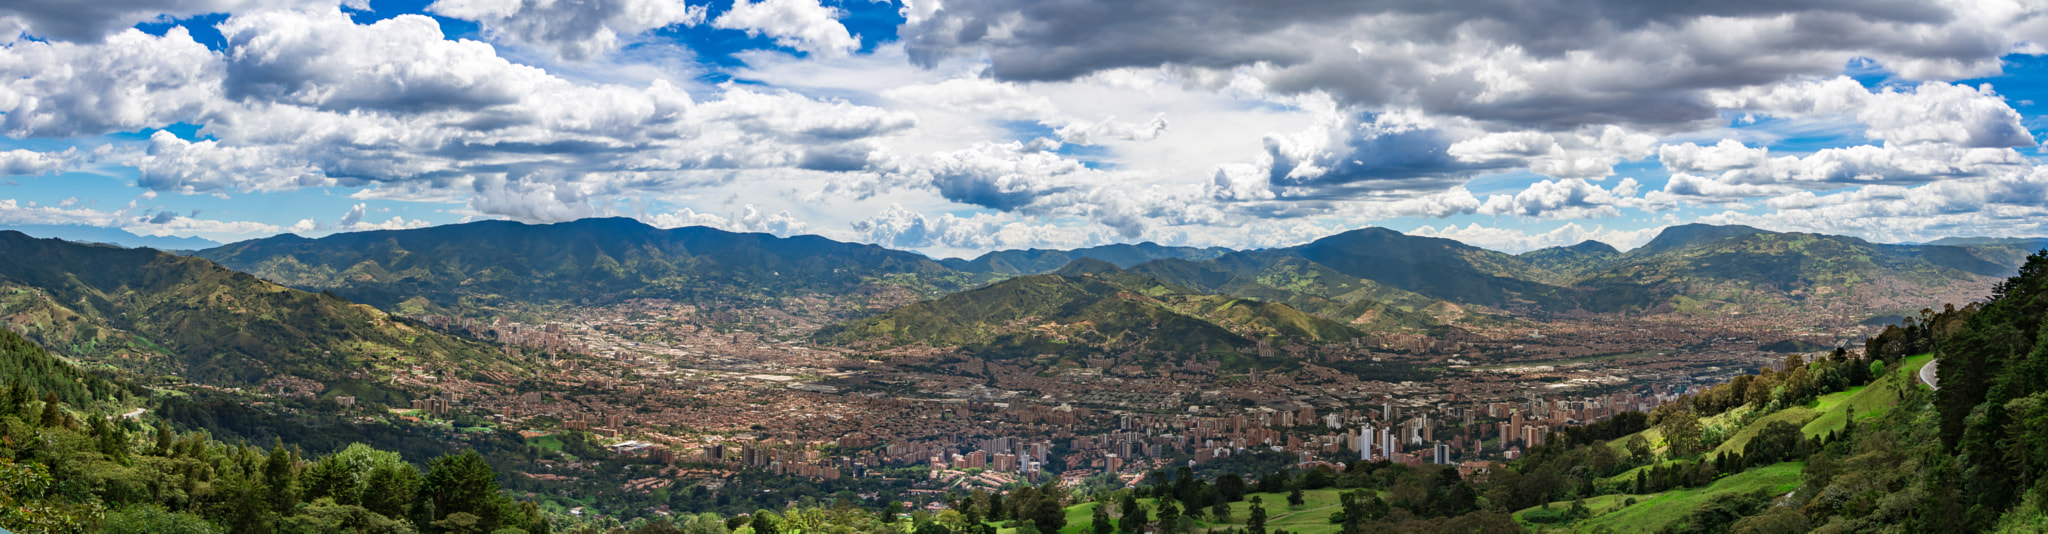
1920,359,1939,390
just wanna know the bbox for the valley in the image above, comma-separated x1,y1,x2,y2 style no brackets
0,219,2035,533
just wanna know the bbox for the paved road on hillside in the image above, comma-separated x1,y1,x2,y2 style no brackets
1920,359,1939,390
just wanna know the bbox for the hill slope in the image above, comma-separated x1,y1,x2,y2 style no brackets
943,242,1234,275
1572,224,2019,314
1273,227,1571,309
1517,240,1621,281
0,231,529,389
196,217,990,314
820,260,1364,364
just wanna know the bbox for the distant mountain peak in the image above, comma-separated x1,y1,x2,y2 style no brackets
1051,257,1124,277
1636,223,1772,254
0,224,222,251
1566,240,1620,255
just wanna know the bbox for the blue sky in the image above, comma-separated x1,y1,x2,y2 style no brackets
2,0,2046,256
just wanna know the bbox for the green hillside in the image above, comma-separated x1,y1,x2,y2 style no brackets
1520,461,1804,533
1129,255,1452,331
1573,224,2019,314
0,231,531,390
820,261,1365,364
1270,227,1574,309
1516,240,1621,282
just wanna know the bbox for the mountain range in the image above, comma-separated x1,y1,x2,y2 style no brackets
0,231,528,400
195,217,995,316
819,258,1365,366
0,223,222,250
0,217,2031,381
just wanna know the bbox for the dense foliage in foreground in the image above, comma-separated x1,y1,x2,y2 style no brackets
0,328,550,534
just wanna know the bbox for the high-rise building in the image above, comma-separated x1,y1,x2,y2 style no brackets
1434,443,1450,465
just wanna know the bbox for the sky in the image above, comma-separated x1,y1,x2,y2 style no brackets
2,0,2048,258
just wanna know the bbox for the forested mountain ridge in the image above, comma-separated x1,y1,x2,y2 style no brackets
1569,224,2020,314
0,231,531,391
819,259,1368,366
941,242,1235,275
195,217,993,316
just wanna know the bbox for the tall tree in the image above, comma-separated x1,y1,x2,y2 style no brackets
1091,502,1114,534
421,450,501,531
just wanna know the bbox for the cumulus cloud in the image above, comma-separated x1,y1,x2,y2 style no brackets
711,0,860,58
0,0,296,43
1411,222,1666,254
1653,140,2029,202
428,0,707,60
641,204,810,236
1477,177,1641,219
1711,78,2036,148
1053,114,1168,145
0,27,222,137
0,7,922,223
0,148,74,176
874,140,1092,211
900,0,2039,131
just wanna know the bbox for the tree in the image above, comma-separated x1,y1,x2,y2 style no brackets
1210,501,1230,523
1117,498,1145,534
880,502,901,523
749,511,779,534
1091,502,1115,534
1247,497,1268,534
1025,481,1067,532
1256,471,1289,494
1287,487,1304,507
1654,404,1704,458
422,450,502,530
263,439,302,516
434,512,485,534
1626,434,1652,465
1155,500,1181,534
1334,490,1386,533
153,420,175,456
1301,466,1334,490
304,455,359,506
102,504,223,534
1217,473,1246,502
361,463,421,522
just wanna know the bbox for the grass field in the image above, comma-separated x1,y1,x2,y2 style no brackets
1710,406,1817,456
1799,353,1931,438
1520,461,1804,533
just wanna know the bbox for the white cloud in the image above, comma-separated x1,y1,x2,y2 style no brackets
1477,178,1641,220
1710,77,2036,149
0,148,73,176
428,0,707,60
0,27,222,137
711,0,860,58
1411,222,1666,254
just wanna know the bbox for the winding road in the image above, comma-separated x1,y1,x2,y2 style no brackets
1920,359,1939,390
